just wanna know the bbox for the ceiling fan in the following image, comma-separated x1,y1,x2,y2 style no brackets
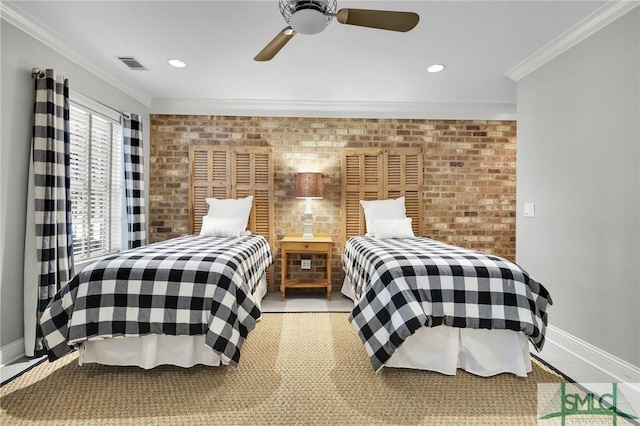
255,0,420,61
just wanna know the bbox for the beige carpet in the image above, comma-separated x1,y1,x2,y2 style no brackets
1,313,564,425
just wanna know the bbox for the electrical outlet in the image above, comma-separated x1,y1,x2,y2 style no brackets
301,259,311,270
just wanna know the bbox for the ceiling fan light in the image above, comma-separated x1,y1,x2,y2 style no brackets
289,8,330,34
279,0,336,35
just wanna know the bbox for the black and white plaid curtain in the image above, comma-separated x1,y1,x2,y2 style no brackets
24,69,74,357
122,113,147,248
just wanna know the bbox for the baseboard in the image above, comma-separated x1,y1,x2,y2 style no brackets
0,338,25,366
543,325,640,386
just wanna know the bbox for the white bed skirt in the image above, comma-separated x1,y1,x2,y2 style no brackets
341,278,532,377
79,275,268,369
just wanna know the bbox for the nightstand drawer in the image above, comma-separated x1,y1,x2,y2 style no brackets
283,241,332,252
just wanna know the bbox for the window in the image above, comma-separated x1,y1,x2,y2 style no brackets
69,103,122,261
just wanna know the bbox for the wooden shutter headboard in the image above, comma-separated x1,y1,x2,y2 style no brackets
341,147,423,248
189,145,275,285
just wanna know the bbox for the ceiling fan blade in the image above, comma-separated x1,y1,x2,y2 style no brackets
254,27,297,61
336,9,419,32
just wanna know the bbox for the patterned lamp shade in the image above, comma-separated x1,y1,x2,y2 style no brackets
295,173,323,199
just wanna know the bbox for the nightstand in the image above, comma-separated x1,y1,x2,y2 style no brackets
280,233,333,301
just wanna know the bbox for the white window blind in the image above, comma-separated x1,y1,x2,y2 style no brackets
69,104,122,261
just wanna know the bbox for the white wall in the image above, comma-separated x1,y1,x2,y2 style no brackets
516,9,639,366
0,21,150,359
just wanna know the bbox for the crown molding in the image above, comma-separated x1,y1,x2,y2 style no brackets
150,98,517,120
1,2,152,107
506,0,640,82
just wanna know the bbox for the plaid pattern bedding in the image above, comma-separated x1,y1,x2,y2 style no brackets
40,234,273,366
342,236,552,372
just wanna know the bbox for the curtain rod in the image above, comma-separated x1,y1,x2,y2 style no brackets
31,68,130,119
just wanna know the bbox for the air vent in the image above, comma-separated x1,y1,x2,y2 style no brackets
117,56,148,71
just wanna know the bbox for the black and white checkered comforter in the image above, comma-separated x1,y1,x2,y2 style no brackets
342,236,552,372
40,234,273,366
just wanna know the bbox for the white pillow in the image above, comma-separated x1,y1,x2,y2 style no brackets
360,197,406,235
199,216,245,238
205,196,253,230
373,218,415,239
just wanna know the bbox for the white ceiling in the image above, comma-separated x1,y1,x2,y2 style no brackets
4,1,612,110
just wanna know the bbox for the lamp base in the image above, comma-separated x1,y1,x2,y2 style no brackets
302,211,314,239
302,200,314,238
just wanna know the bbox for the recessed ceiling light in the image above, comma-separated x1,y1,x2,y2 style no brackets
427,64,446,73
168,58,187,68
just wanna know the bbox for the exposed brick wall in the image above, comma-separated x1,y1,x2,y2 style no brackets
150,115,516,293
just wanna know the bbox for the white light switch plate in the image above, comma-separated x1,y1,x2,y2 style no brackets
301,259,311,269
524,203,535,218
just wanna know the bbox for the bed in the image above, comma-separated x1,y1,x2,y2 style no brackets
40,145,275,368
342,235,551,376
40,234,272,367
340,148,552,376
